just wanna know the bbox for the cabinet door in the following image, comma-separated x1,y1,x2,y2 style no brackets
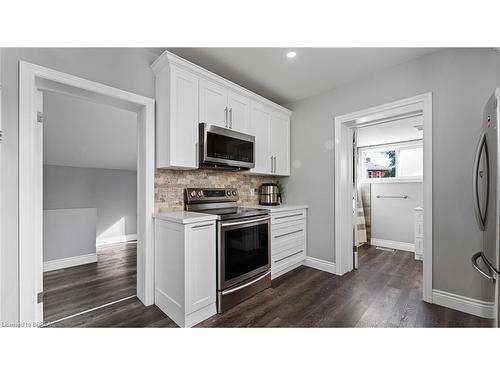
185,222,216,315
248,102,272,174
170,67,199,168
199,79,228,127
270,111,290,176
227,90,250,132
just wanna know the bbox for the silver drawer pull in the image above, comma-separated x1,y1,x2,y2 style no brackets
274,229,303,239
274,213,303,220
275,250,303,264
192,223,214,229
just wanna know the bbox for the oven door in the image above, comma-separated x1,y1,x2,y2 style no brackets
218,215,270,290
199,123,255,169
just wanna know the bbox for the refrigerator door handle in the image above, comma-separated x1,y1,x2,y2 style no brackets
471,251,498,283
472,133,489,231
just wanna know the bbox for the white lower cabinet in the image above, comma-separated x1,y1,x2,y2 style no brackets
270,208,307,279
154,218,217,327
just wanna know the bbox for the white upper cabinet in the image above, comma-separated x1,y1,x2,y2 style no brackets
199,79,228,127
248,102,272,174
154,64,199,169
227,90,250,132
152,51,291,173
270,110,291,176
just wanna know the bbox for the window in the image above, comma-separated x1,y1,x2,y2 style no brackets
359,141,423,182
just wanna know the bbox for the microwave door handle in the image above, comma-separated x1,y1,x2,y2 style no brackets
472,133,487,231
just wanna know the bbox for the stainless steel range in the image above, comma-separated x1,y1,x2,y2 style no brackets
185,188,271,313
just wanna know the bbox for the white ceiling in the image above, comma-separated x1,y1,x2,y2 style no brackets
164,48,439,105
43,91,137,170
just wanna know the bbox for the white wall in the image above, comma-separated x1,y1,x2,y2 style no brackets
285,48,500,302
43,91,138,171
370,182,422,244
43,165,137,247
0,48,156,323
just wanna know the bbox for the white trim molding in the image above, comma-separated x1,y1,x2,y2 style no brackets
370,238,415,252
334,92,433,302
303,256,337,274
19,61,155,325
96,234,137,247
43,253,97,272
432,289,495,319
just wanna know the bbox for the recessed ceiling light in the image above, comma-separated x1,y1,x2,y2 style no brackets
286,51,297,59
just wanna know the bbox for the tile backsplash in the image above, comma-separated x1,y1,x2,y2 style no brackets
155,168,280,212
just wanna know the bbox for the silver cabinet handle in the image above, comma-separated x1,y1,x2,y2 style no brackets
221,271,271,295
221,216,269,227
275,213,303,220
471,251,497,283
270,156,273,173
274,155,277,174
472,132,489,231
274,229,303,239
229,108,233,129
224,107,228,127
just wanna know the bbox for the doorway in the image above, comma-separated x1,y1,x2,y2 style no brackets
19,62,155,325
334,93,433,302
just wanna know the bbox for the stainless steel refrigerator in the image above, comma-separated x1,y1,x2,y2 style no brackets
471,89,500,327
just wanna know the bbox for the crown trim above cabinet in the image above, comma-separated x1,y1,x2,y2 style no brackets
151,51,291,176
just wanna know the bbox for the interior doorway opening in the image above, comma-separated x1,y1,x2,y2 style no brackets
334,93,433,302
19,62,155,325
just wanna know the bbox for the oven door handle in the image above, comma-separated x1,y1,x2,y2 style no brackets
220,216,269,227
221,271,272,296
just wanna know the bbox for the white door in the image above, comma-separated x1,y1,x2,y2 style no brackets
185,222,216,314
199,79,228,127
170,67,199,168
270,111,290,176
249,103,272,174
227,90,250,132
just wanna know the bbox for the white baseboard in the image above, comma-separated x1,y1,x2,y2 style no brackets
96,233,137,246
43,253,98,272
303,256,337,274
370,238,415,252
432,289,495,319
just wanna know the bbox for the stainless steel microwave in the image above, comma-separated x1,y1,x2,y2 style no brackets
199,123,255,169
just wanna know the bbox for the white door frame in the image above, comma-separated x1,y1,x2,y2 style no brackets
19,61,156,324
334,92,433,303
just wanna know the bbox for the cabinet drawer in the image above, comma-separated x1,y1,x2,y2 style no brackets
273,245,305,264
271,209,306,225
273,235,306,257
272,221,305,242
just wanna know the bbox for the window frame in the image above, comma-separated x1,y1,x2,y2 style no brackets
358,140,423,184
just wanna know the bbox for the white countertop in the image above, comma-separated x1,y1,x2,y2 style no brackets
154,211,218,224
248,204,308,213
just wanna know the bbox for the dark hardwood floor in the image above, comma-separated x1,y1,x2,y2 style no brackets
48,244,491,328
44,241,138,324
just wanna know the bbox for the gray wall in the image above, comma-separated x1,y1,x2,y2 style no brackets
44,208,97,262
370,183,422,244
1,48,156,323
44,165,137,244
285,48,500,301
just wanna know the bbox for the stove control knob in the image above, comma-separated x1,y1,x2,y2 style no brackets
197,191,204,197
226,190,231,196
190,190,196,198
232,190,237,196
